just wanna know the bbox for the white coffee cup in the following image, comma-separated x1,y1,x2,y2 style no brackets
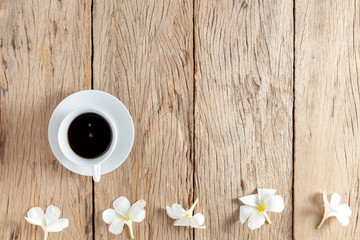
57,107,117,182
48,90,134,183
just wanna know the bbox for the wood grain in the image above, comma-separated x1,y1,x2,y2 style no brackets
294,0,360,238
93,0,194,239
2,0,359,239
194,0,293,239
0,0,92,239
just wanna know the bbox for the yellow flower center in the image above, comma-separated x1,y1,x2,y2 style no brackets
125,216,130,221
185,213,190,217
258,204,266,213
43,219,48,226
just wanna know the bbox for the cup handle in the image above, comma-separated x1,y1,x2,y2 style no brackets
92,164,101,182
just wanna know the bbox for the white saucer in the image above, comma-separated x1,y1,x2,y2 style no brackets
48,90,134,176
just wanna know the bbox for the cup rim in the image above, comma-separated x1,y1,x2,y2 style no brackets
57,106,118,166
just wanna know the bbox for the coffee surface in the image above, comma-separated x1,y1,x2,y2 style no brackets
68,113,112,159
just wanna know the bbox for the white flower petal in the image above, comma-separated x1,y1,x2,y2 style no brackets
109,219,125,235
27,207,45,218
103,209,119,224
25,217,43,226
166,204,186,219
240,205,257,224
191,213,205,227
335,213,350,227
44,224,63,232
324,204,335,216
173,204,187,216
330,193,341,207
174,216,191,227
239,194,260,207
166,206,180,219
325,209,337,217
129,199,146,219
338,204,352,217
45,205,61,224
191,224,206,229
323,193,335,215
44,219,69,232
258,189,276,203
113,197,131,216
247,212,265,230
58,218,69,228
264,195,285,213
323,192,329,205
25,207,45,226
132,209,146,222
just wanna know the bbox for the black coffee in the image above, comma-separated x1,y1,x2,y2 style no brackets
67,113,112,159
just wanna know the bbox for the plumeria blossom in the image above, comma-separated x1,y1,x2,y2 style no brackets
166,198,206,229
317,192,351,229
25,205,69,240
239,189,284,230
102,196,146,239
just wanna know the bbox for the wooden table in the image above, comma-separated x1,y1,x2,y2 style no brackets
0,0,359,239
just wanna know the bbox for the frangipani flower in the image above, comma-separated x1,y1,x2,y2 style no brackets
317,192,351,229
239,189,284,230
166,198,206,229
102,196,146,239
25,205,69,240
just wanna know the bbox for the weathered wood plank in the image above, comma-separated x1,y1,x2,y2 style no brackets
93,0,194,239
194,0,293,239
0,0,92,239
294,0,360,238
